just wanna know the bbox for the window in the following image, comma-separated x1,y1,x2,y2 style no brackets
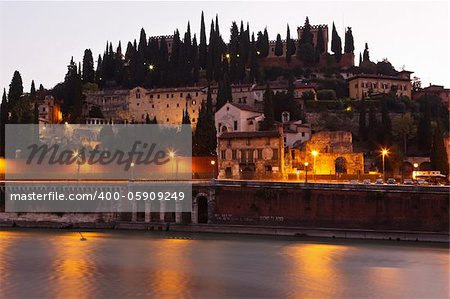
196,92,198,97
192,118,196,122
232,150,237,160
240,150,246,161
257,149,263,159
246,138,251,146
234,120,238,130
221,150,226,160
166,118,169,122
171,94,174,98
177,103,180,107
152,104,154,108
248,149,254,161
150,95,154,99
136,93,141,99
157,94,160,99
167,104,169,108
192,100,196,105
166,94,169,98
180,93,183,97
301,132,305,137
272,148,278,159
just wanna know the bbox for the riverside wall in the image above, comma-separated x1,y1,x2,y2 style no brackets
209,181,449,232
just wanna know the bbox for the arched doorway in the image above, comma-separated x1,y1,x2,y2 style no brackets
335,157,347,174
197,196,208,224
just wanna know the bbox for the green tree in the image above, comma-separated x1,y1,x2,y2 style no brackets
82,49,95,83
199,11,208,69
344,27,354,53
274,34,283,56
331,22,342,62
363,42,370,62
298,17,316,66
63,57,83,122
417,102,432,152
260,84,275,130
358,97,367,140
392,113,416,154
381,98,392,145
316,27,325,54
0,89,8,157
286,25,295,63
430,123,449,174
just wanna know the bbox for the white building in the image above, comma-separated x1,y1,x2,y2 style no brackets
215,102,265,135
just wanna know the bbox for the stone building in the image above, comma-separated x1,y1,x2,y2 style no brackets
37,96,62,124
127,86,206,127
267,24,329,58
412,84,450,111
84,89,129,122
348,71,413,100
291,131,364,176
215,102,264,134
217,130,285,179
280,112,311,148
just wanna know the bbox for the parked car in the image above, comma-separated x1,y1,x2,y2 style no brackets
350,180,359,184
403,179,414,185
387,178,396,184
375,179,384,184
417,179,428,185
363,179,371,185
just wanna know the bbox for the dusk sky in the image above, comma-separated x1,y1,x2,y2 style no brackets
0,1,448,93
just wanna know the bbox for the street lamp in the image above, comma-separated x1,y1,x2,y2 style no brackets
168,150,176,179
413,162,419,180
210,160,216,178
381,148,389,181
304,161,309,183
311,150,318,182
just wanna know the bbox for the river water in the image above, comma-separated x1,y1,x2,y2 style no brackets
0,229,448,298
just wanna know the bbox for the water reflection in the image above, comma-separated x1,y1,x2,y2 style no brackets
0,230,448,298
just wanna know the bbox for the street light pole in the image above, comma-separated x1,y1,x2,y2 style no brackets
381,148,389,182
304,162,309,183
211,160,216,179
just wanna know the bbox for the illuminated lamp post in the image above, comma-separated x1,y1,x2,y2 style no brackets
413,162,419,180
381,148,389,181
304,161,309,183
210,160,216,179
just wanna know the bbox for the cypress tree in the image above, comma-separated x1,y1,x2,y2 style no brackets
260,84,275,131
368,104,378,148
274,34,283,56
316,27,325,54
0,89,8,157
8,71,23,104
262,27,269,57
331,22,342,62
359,53,363,66
199,11,207,69
298,17,316,66
82,49,95,83
381,97,392,145
417,102,432,152
363,43,370,62
249,33,259,83
358,97,367,140
344,27,355,53
192,34,199,83
430,123,449,175
286,25,294,63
